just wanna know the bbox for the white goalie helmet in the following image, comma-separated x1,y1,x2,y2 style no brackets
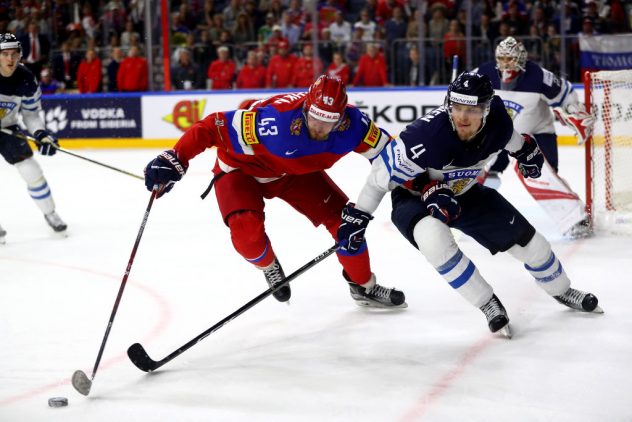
495,36,527,73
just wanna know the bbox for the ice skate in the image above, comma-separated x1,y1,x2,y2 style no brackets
564,218,593,240
345,272,407,308
260,258,291,303
554,287,603,313
44,211,67,232
0,224,6,244
480,294,511,338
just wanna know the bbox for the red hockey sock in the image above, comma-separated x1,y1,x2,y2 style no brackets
227,211,276,268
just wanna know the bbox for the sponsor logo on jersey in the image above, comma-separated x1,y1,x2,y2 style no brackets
163,100,206,132
502,99,524,120
362,120,380,148
241,111,260,145
290,117,302,135
336,116,350,131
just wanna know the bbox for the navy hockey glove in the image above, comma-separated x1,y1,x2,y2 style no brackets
34,130,59,156
510,134,544,179
338,203,373,254
421,181,461,224
144,150,188,197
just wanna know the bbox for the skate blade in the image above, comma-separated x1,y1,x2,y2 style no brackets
499,324,513,339
591,305,604,314
354,299,408,309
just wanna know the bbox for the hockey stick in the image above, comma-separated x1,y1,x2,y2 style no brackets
127,244,340,372
72,187,159,396
0,128,143,180
451,54,459,82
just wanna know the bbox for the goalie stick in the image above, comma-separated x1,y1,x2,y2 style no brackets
127,244,340,372
1,128,144,180
72,187,159,396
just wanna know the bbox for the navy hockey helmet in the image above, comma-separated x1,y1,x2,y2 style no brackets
0,33,22,57
444,71,494,135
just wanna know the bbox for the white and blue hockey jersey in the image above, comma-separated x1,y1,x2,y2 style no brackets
475,61,580,135
0,64,46,134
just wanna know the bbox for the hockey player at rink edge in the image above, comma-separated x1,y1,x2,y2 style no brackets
338,72,602,337
144,75,407,308
475,36,594,239
0,33,66,244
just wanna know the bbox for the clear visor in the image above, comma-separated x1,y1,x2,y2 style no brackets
448,102,485,118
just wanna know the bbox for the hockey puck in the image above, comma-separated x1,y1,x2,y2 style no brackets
48,397,68,407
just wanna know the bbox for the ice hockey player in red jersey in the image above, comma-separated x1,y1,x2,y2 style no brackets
144,75,406,308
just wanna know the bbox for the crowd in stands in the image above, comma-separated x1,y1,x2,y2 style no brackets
0,0,630,94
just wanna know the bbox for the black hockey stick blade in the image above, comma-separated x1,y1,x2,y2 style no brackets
127,343,159,372
71,370,92,396
127,244,339,373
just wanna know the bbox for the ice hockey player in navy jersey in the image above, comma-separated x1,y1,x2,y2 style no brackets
144,75,406,308
0,33,66,243
338,72,602,337
475,37,594,239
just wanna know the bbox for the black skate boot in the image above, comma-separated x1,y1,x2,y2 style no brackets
44,211,67,232
344,272,407,308
554,287,603,313
564,218,593,240
480,294,511,336
261,258,291,302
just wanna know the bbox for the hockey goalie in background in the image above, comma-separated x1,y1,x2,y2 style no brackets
475,37,594,239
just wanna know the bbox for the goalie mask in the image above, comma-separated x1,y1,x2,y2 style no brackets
495,36,527,83
444,72,494,139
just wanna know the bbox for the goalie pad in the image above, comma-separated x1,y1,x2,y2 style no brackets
552,104,594,145
513,157,587,234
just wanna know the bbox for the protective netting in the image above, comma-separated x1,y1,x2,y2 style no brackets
588,70,632,233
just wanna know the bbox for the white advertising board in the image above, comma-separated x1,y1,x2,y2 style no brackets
141,88,579,140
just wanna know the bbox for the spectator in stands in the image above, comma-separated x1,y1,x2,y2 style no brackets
583,0,608,34
81,3,100,40
257,12,276,44
318,28,335,69
443,19,465,79
403,45,424,86
232,12,256,46
120,19,140,48
384,6,408,84
39,68,64,95
292,43,323,88
326,51,350,84
286,0,305,26
329,10,352,46
207,45,236,90
20,19,50,78
301,10,326,42
172,48,204,90
76,49,102,93
318,0,340,27
280,11,302,48
345,26,365,70
8,8,27,38
352,42,388,87
117,45,149,92
222,0,242,30
266,39,297,88
375,0,400,25
107,47,124,92
192,30,215,80
237,49,267,89
52,41,80,90
103,0,127,35
354,8,377,42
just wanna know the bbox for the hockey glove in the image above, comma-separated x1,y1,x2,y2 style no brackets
421,181,461,224
553,104,594,145
337,203,373,254
33,130,59,156
510,134,544,179
144,149,188,197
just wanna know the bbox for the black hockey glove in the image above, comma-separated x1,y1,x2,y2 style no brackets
34,130,59,156
510,134,544,179
144,149,188,197
338,203,373,254
421,181,461,224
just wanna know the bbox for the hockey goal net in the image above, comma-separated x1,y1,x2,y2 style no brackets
585,70,632,234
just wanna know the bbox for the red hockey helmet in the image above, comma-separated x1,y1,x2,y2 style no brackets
303,75,348,123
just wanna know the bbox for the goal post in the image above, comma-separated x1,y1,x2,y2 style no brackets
584,70,632,234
